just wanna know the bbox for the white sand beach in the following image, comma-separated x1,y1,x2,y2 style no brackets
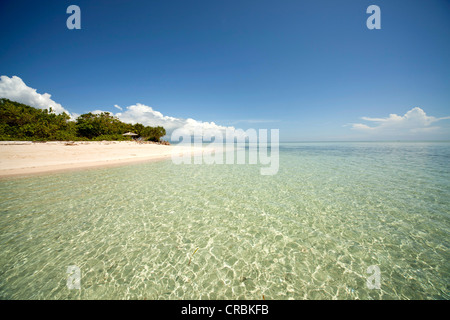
0,141,197,177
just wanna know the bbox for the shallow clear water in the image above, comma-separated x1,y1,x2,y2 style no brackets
0,142,449,299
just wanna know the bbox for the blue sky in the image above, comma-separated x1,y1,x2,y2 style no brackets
1,0,449,141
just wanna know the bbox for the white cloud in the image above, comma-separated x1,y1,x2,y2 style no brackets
351,123,373,130
0,75,254,140
351,107,450,137
114,103,241,139
79,103,243,139
115,103,185,131
0,75,70,115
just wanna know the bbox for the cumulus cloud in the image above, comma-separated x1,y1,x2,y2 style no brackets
351,107,450,137
0,75,70,115
115,103,185,131
0,75,254,140
78,103,243,139
113,103,243,139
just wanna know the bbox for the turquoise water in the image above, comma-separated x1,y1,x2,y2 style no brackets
0,142,449,299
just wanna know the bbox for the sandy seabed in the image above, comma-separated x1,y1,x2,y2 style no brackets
0,141,193,178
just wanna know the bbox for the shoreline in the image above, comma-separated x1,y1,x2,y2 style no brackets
0,141,198,178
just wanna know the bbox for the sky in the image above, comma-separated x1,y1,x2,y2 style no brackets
0,0,449,141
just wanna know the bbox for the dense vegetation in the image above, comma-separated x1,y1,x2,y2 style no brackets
0,98,166,142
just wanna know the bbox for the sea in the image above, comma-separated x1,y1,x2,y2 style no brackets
0,141,449,299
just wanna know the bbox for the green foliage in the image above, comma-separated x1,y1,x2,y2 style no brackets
0,98,167,142
93,134,130,141
130,123,166,141
0,98,77,141
145,126,166,142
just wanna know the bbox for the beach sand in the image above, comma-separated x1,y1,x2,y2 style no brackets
0,141,197,178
